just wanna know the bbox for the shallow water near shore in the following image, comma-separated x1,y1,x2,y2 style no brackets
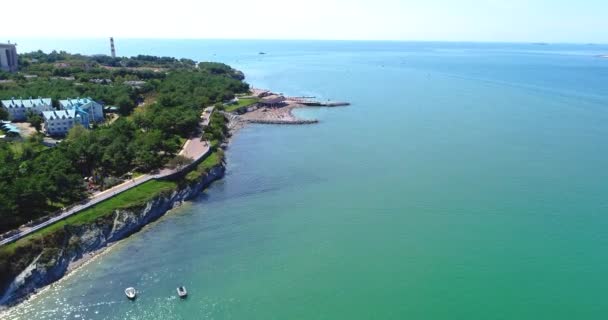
3,40,608,319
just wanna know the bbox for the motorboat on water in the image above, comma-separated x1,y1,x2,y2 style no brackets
177,286,188,298
125,287,137,299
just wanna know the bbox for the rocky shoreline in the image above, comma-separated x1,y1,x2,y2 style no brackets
0,88,348,310
0,164,225,308
237,103,316,124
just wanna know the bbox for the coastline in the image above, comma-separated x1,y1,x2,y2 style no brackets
1,240,120,315
0,163,226,308
237,102,316,124
0,199,195,315
2,111,284,309
229,92,349,126
223,99,317,135
59,97,326,291
0,87,348,310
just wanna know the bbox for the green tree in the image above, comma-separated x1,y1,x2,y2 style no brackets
167,155,193,169
26,112,43,132
0,107,8,120
66,124,88,141
116,95,136,115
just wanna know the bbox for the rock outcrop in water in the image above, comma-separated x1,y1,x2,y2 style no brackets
0,165,225,307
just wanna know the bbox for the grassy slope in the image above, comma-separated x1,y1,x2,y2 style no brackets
185,150,223,182
224,98,259,112
1,152,224,256
0,180,176,255
1,116,226,255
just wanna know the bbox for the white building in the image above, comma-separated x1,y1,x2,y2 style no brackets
1,97,53,121
42,110,87,136
59,97,104,122
0,43,18,73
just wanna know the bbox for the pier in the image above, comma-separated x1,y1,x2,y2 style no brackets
245,119,319,125
301,101,350,107
228,90,351,126
286,97,350,107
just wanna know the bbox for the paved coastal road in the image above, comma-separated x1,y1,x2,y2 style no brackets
0,108,214,247
0,174,155,247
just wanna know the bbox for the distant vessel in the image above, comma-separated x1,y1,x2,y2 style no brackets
259,52,267,55
125,287,137,300
177,286,188,298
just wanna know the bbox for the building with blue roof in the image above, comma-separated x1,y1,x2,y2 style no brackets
59,97,104,123
1,97,53,121
0,120,20,139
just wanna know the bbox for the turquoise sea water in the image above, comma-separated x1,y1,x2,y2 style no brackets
3,40,608,319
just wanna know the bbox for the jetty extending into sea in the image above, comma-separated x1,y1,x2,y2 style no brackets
232,89,350,125
245,118,319,125
286,97,350,107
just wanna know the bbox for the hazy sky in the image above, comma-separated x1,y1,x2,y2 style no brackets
5,0,607,42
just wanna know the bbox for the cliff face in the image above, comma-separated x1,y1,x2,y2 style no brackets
0,165,225,306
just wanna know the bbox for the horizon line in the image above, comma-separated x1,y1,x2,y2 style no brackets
5,37,608,46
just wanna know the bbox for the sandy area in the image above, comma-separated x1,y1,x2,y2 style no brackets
66,242,117,273
13,122,37,138
237,102,318,124
240,104,298,122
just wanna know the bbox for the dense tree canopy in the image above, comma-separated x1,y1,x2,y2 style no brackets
0,50,248,233
0,107,8,120
0,137,86,230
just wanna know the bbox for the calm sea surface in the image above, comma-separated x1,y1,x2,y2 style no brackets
3,40,608,319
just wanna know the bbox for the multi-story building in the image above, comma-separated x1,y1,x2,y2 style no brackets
0,43,18,73
42,110,88,136
59,97,104,122
0,97,53,121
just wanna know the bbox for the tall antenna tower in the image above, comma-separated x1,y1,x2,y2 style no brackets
110,37,116,58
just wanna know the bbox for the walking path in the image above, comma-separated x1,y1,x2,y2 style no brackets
0,107,215,247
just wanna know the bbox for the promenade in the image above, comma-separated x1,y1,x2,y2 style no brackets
0,107,215,247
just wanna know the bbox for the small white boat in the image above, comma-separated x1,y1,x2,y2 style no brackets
125,287,137,300
177,286,187,298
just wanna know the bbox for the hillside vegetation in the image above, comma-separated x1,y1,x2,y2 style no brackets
0,51,248,234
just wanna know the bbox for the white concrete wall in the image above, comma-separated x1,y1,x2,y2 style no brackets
45,118,75,135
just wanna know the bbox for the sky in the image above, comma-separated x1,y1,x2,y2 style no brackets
4,0,608,43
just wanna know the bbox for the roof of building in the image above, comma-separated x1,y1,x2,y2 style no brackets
1,97,52,109
0,43,17,49
42,110,77,121
260,95,286,104
0,121,20,134
89,79,112,84
59,97,100,109
124,80,146,85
